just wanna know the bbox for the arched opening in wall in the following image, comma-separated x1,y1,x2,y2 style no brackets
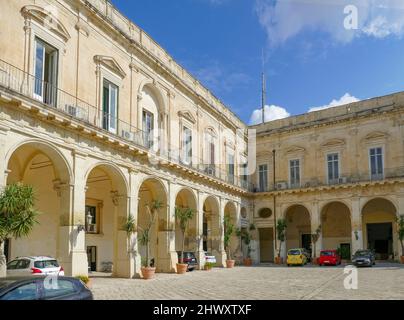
202,196,220,261
84,164,128,277
321,202,351,260
137,178,169,272
257,208,274,263
175,188,197,262
139,85,163,149
362,198,397,260
285,205,311,254
224,201,238,261
6,142,71,267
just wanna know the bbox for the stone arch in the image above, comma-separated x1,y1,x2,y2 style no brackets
361,197,397,260
321,201,352,257
84,162,130,277
175,187,198,258
6,139,72,184
202,195,222,264
284,204,311,252
137,177,170,272
5,140,73,266
83,161,129,196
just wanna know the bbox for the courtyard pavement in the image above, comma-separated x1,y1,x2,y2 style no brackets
91,263,404,300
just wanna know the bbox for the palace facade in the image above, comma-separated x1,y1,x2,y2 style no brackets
0,0,402,278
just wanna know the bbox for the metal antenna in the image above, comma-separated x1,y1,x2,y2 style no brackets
261,49,266,124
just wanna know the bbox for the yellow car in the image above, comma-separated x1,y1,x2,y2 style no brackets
287,248,308,266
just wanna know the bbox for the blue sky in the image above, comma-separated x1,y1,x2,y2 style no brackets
111,0,404,125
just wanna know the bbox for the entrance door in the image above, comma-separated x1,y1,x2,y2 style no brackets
340,243,351,260
367,223,393,260
4,239,10,262
301,234,312,255
87,246,97,272
259,228,274,263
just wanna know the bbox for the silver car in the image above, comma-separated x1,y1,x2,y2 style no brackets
352,250,376,267
7,256,65,277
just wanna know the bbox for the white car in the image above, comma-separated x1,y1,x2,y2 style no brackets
6,256,65,277
204,252,217,264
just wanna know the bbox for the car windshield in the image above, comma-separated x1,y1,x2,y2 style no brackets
321,251,335,256
34,260,59,269
288,250,301,255
355,251,370,257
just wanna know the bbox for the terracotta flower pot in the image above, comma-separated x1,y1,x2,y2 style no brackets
312,258,319,265
275,257,283,264
400,256,404,264
243,258,253,266
176,263,188,274
204,265,212,271
141,267,156,280
226,260,235,268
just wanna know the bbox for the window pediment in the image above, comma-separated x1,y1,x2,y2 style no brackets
94,55,126,79
21,5,71,42
321,138,346,149
363,131,389,142
178,110,196,124
205,127,217,138
284,145,305,155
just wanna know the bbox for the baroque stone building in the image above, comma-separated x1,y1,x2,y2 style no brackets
0,0,402,278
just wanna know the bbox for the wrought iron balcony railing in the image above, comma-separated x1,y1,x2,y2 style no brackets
0,59,250,190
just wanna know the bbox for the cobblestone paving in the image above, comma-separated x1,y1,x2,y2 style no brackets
91,263,404,300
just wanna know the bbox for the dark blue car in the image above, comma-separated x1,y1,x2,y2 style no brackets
0,276,93,300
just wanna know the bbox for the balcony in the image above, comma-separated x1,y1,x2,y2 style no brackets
252,168,404,193
0,59,249,191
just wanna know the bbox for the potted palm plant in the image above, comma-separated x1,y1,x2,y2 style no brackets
175,206,195,274
237,224,255,266
138,199,163,280
311,225,321,265
224,215,235,268
397,215,404,264
0,183,39,278
275,219,287,264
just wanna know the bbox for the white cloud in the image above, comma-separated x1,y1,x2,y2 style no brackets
255,0,404,46
249,104,291,125
308,93,360,112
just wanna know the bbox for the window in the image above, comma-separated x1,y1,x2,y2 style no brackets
41,280,77,299
240,162,248,189
182,126,192,165
205,132,216,175
34,38,58,106
370,147,383,180
258,208,272,219
1,282,38,300
290,159,300,187
227,153,235,184
102,79,118,134
142,109,154,148
327,153,339,184
258,164,268,192
85,205,98,234
6,260,19,270
34,260,59,269
16,259,31,270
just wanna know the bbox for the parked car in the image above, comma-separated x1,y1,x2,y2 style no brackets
287,248,308,266
204,252,217,265
319,250,341,266
7,256,64,277
352,250,376,267
177,252,198,271
0,276,93,300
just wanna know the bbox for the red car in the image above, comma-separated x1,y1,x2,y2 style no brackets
318,250,341,266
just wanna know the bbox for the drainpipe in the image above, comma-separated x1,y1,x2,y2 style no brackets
273,149,277,251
